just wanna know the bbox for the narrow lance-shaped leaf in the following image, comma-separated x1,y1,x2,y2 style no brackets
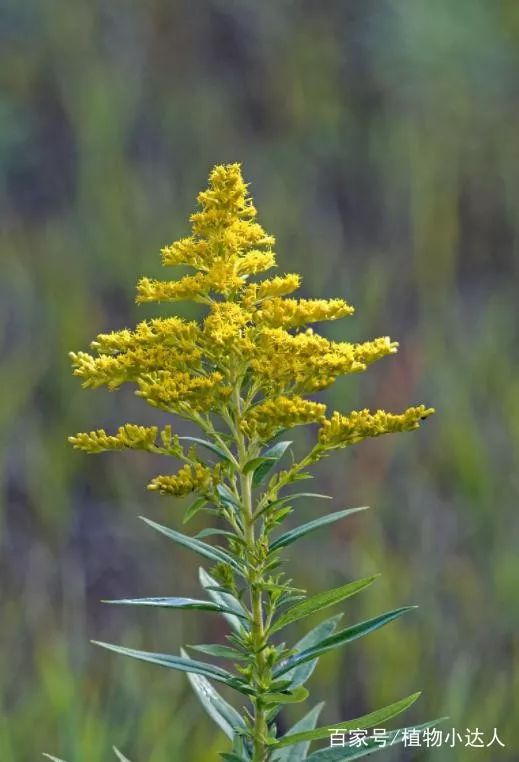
270,575,379,634
181,648,247,740
178,436,236,465
188,643,246,660
199,567,247,633
271,692,422,750
269,507,369,552
271,702,324,762
42,756,68,762
244,441,293,486
216,483,241,508
140,516,243,573
102,596,247,619
183,496,208,524
254,492,332,521
274,607,416,677
305,718,447,760
92,640,253,695
284,614,344,689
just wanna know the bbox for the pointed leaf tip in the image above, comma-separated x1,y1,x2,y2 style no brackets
139,516,243,572
270,506,369,552
274,606,416,677
270,574,380,634
113,747,133,762
91,639,253,695
272,691,423,750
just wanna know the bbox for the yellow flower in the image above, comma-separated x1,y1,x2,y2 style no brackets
70,163,433,499
236,250,276,276
136,273,210,304
136,371,231,413
241,395,327,440
161,237,211,269
202,303,255,358
255,274,301,300
148,464,213,496
91,318,200,354
249,329,396,393
69,424,159,453
318,406,435,449
68,424,183,456
257,297,354,328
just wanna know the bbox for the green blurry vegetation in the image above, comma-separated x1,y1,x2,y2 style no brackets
1,1,517,760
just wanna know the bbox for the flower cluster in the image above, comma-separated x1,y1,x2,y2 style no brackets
319,406,435,449
70,163,433,498
241,395,327,440
148,464,214,496
257,297,354,328
136,370,231,413
69,424,159,453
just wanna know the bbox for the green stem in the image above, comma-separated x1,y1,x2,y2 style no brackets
242,468,268,761
233,383,268,761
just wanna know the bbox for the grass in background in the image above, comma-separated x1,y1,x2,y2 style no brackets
1,1,517,759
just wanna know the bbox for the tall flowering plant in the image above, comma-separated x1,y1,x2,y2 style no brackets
54,165,437,761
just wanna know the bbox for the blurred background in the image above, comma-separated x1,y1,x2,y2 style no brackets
1,1,518,760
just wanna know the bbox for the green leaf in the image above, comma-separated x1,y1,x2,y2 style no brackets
284,614,343,689
264,686,309,705
178,436,234,464
254,492,331,521
195,528,244,543
181,648,246,740
248,441,293,486
188,643,246,660
305,719,447,760
271,703,324,761
275,607,416,677
269,507,369,552
183,497,208,524
113,748,132,762
220,754,248,762
42,756,68,762
272,692,422,749
92,640,253,695
216,483,241,508
199,567,246,633
243,456,272,475
269,493,332,508
101,596,246,619
140,516,243,573
270,575,379,634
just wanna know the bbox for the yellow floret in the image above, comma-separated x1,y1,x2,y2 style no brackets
256,274,301,300
136,371,231,413
257,297,354,328
318,406,435,449
136,273,210,304
68,424,159,453
161,237,211,269
236,250,276,276
241,395,327,440
148,463,213,497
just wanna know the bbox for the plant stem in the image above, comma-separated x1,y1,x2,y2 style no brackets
242,467,267,761
234,382,267,761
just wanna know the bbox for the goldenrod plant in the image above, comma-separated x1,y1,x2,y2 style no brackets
49,164,439,761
